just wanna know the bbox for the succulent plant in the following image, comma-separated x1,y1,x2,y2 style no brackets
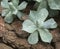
1,0,27,23
35,0,60,10
36,0,59,17
22,8,57,44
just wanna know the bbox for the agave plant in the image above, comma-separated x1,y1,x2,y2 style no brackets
1,0,27,23
22,8,57,44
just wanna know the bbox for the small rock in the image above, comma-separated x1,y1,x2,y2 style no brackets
20,15,28,20
3,30,31,49
5,23,14,31
15,38,31,49
3,31,18,48
55,42,60,49
46,44,54,49
31,43,54,49
0,43,13,49
51,28,60,42
3,31,17,43
0,17,6,37
11,20,29,38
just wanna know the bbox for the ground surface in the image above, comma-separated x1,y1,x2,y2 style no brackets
0,1,60,49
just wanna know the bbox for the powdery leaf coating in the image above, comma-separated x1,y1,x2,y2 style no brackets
35,0,43,2
43,18,57,29
1,0,9,8
4,11,13,23
22,19,37,33
38,29,52,43
22,8,57,44
28,31,38,44
1,0,28,23
18,1,28,10
48,0,60,10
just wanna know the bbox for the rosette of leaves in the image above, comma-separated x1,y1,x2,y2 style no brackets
1,0,27,23
36,0,59,17
22,8,57,44
35,0,60,10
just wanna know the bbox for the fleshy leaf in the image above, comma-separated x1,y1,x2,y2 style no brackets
4,11,13,23
29,11,37,24
2,9,9,16
35,0,42,2
18,1,27,10
37,8,49,22
1,0,9,8
43,18,57,28
9,2,18,14
9,2,17,10
37,0,47,11
17,11,24,19
28,31,38,44
29,8,48,24
13,9,18,15
37,20,44,28
48,0,60,10
22,19,37,33
12,0,19,6
38,29,52,43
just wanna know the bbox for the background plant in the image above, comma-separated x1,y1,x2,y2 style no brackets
27,0,59,17
22,8,57,44
1,0,27,23
36,0,60,17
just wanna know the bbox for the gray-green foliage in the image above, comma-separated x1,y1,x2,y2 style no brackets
35,0,42,2
22,8,57,44
35,0,60,10
1,0,27,23
34,0,59,17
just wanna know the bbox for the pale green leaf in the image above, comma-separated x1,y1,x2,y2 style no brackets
35,0,42,2
9,2,18,14
29,11,37,24
37,8,49,22
43,18,57,28
22,20,37,33
1,0,9,8
12,0,19,6
48,0,60,10
9,2,17,10
2,9,9,16
37,0,47,11
4,11,13,23
37,20,44,28
38,29,52,43
13,10,18,15
29,8,48,24
28,31,38,44
17,11,24,19
18,1,27,10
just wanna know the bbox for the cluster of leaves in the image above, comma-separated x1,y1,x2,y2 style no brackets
22,8,57,44
35,0,60,17
1,0,58,44
1,0,27,23
35,0,60,10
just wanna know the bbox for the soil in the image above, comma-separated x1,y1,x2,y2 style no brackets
0,16,60,49
0,1,60,49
